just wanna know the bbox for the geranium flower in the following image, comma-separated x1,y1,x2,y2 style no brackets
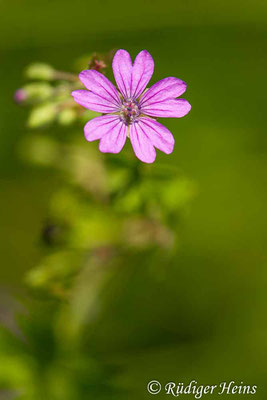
72,49,191,163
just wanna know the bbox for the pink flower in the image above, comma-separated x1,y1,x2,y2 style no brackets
72,49,191,163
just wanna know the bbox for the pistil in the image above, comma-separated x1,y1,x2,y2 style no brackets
120,99,140,125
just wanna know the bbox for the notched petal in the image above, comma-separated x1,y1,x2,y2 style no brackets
131,50,154,99
138,118,175,154
129,122,156,163
112,49,133,100
99,120,127,153
79,69,121,106
112,49,154,100
71,90,119,114
140,77,187,107
84,115,121,142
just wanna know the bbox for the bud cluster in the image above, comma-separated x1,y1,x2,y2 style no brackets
14,53,108,128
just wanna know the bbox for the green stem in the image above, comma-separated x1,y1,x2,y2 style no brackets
53,71,79,82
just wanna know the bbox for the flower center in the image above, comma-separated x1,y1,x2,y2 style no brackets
120,99,140,125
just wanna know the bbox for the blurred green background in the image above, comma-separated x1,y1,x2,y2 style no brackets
1,0,267,399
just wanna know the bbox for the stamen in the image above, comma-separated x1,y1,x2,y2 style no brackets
120,99,140,125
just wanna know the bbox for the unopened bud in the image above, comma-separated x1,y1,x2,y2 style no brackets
24,83,54,102
14,88,27,104
88,53,107,72
25,62,55,80
28,103,57,128
58,108,76,125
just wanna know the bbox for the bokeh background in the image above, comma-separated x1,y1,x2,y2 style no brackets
1,0,267,399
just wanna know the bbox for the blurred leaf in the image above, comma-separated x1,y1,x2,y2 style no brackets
18,134,59,166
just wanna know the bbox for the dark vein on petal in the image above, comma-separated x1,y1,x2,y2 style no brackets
140,82,183,105
140,119,172,145
118,68,129,99
94,77,121,106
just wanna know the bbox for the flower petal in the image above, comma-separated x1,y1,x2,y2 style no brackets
140,77,186,107
79,70,121,107
138,118,174,154
99,120,127,154
72,90,119,113
112,49,154,100
84,114,122,141
112,49,133,100
131,50,154,99
129,122,156,163
141,98,191,118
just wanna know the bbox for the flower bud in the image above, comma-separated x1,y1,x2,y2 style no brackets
58,108,76,125
14,88,27,104
88,54,107,72
27,103,57,128
23,83,53,102
25,62,55,80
